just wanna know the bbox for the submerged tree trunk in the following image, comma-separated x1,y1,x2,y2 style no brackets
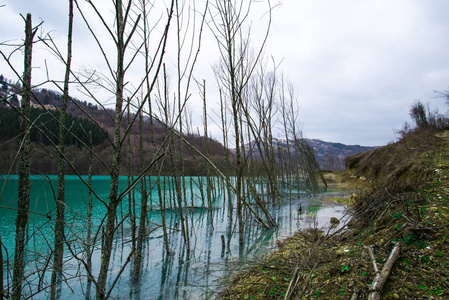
133,111,147,280
86,131,93,283
50,1,73,298
202,80,214,229
96,1,125,297
12,13,34,300
233,100,244,246
127,103,136,252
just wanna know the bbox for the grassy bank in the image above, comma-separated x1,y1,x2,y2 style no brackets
220,129,449,299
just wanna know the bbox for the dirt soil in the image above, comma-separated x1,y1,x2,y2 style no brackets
220,129,449,299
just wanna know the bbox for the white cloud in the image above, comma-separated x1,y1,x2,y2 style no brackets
262,0,449,145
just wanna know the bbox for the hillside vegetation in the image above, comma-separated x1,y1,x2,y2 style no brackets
0,78,228,175
221,126,449,298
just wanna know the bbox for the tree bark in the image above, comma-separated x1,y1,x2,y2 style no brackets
50,1,73,298
133,112,147,280
12,13,34,300
86,131,93,283
96,1,125,297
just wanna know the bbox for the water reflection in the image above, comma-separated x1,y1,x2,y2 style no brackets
0,176,348,299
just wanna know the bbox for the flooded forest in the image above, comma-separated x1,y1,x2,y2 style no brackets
0,0,329,298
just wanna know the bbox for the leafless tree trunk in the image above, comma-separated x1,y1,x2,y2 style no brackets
12,13,35,300
95,0,128,297
133,111,147,280
219,90,233,231
50,1,73,298
137,0,171,255
86,131,93,284
126,103,136,252
200,80,214,228
279,77,294,200
150,98,170,253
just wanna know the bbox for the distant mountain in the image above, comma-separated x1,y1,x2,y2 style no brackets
236,138,377,171
305,138,377,171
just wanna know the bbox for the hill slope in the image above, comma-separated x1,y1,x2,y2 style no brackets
307,138,376,171
239,138,376,171
0,78,227,175
222,128,449,299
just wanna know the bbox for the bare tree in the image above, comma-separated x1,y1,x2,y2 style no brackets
200,80,214,228
12,13,37,300
86,131,94,284
209,0,272,245
50,1,74,298
94,0,129,295
132,109,146,280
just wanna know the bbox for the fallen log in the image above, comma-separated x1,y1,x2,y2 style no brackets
367,242,401,300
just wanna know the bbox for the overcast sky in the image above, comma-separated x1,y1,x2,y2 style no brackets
1,0,449,147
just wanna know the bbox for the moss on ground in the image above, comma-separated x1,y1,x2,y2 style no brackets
220,129,449,299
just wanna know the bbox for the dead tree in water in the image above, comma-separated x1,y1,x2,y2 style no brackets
133,110,147,280
50,1,73,298
86,131,93,284
12,13,36,299
200,80,215,228
93,1,128,296
209,0,273,246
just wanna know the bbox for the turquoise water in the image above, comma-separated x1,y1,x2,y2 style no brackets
0,175,348,299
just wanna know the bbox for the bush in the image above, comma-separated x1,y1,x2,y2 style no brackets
396,101,449,140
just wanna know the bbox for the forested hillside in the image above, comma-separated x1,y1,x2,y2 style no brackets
0,107,107,146
0,76,228,175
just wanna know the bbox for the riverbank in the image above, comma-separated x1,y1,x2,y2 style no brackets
220,129,449,299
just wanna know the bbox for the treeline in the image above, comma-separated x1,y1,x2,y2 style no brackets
0,107,107,146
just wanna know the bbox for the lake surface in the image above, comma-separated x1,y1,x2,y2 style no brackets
0,175,348,299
